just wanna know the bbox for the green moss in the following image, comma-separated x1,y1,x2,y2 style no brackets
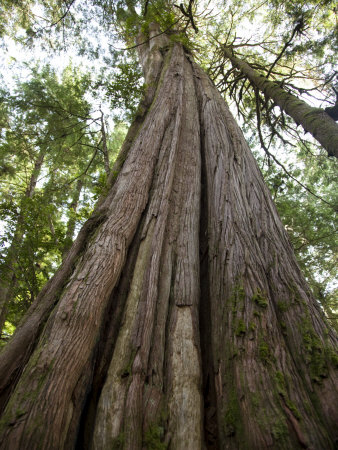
258,338,275,365
237,286,246,301
277,300,288,312
323,346,338,368
111,432,125,449
250,392,260,410
249,321,257,332
253,311,261,318
303,400,312,414
19,346,56,403
280,321,287,335
229,283,246,314
232,284,245,302
143,424,166,449
310,348,328,382
223,390,241,437
274,371,287,396
293,289,303,305
285,399,301,421
273,371,301,421
329,349,338,368
111,170,120,181
235,319,246,337
259,342,270,363
299,318,328,383
272,418,288,441
0,343,56,435
169,32,194,52
288,281,300,302
15,408,26,418
252,290,268,308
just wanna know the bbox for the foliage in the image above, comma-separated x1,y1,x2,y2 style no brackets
99,54,144,120
203,0,337,159
0,62,126,337
261,145,337,328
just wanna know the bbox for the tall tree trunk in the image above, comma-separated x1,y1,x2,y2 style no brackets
100,111,110,178
0,150,45,337
62,179,84,258
0,27,337,449
221,45,338,158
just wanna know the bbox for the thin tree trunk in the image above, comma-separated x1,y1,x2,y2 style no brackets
0,150,45,336
100,111,110,178
0,27,337,450
62,179,84,257
221,45,338,158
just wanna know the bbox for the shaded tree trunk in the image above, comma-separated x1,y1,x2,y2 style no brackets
221,45,338,158
100,111,110,178
0,26,337,449
62,179,84,258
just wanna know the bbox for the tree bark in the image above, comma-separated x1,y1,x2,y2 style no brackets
0,27,337,450
221,45,338,158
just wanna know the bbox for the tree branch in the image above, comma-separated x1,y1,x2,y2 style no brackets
50,0,77,28
174,1,198,33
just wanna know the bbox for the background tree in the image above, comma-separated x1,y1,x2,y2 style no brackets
0,63,125,340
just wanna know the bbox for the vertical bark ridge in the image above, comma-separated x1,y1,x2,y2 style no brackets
92,43,203,450
75,214,147,449
193,60,338,449
92,217,157,449
0,33,171,413
164,51,202,450
0,41,182,450
199,118,220,449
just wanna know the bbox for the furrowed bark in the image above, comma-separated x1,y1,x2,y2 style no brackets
0,30,164,415
0,35,202,449
92,41,203,450
222,46,338,158
193,60,338,448
0,25,337,450
0,205,109,414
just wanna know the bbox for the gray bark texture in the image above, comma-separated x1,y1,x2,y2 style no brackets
0,25,337,450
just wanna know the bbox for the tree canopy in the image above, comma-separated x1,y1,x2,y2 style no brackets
0,0,337,339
